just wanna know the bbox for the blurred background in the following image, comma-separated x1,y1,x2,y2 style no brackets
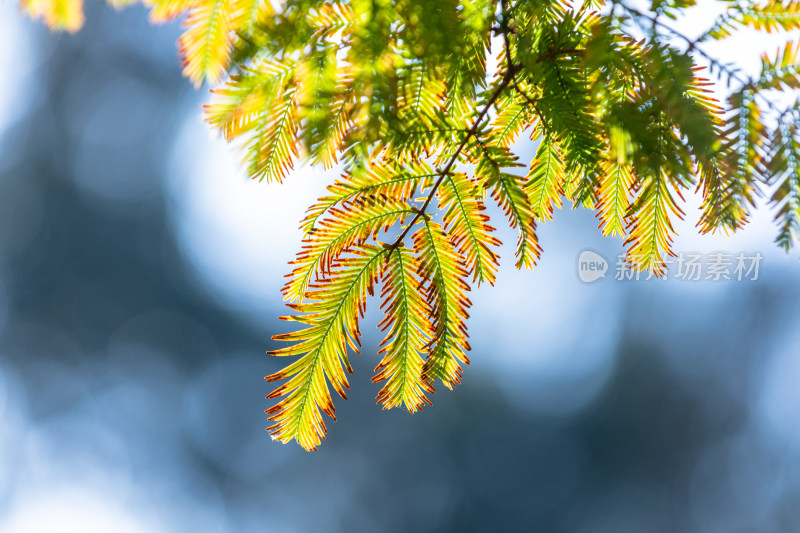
1,2,800,532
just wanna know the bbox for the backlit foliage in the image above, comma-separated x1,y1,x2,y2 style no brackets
21,0,800,449
22,0,263,84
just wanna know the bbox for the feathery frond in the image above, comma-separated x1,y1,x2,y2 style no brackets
266,244,386,451
625,167,685,275
596,158,634,238
438,172,501,285
698,88,764,233
283,198,414,303
708,1,800,39
489,173,542,269
248,82,300,183
491,94,534,147
525,135,565,221
373,247,435,412
412,221,471,389
179,0,235,87
768,115,800,250
300,160,438,236
21,0,83,32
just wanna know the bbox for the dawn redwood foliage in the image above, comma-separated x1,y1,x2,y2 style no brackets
20,0,800,450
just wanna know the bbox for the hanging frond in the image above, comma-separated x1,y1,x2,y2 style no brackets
596,158,633,238
491,94,534,147
525,135,565,221
308,71,356,168
25,0,800,450
265,244,386,451
698,88,764,233
20,0,83,32
489,173,542,269
248,82,300,182
373,247,434,412
470,140,523,184
150,0,263,85
625,168,685,276
412,221,471,389
438,172,501,285
519,15,604,204
206,58,294,140
767,117,800,250
397,64,447,126
178,0,235,86
443,10,490,125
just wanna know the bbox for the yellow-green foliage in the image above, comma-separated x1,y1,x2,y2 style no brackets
21,0,800,449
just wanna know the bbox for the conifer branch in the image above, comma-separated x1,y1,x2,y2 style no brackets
620,1,781,114
384,21,579,256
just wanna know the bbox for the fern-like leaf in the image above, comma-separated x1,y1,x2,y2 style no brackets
767,118,800,250
525,135,565,221
708,1,800,39
624,168,685,275
397,64,447,126
491,94,533,147
596,159,633,238
309,71,356,168
438,172,501,285
412,221,471,388
283,198,414,303
206,58,294,141
373,247,434,411
300,160,438,235
21,0,83,32
489,172,542,269
265,244,386,451
178,0,235,86
26,0,800,450
248,82,300,182
207,57,300,182
698,89,764,233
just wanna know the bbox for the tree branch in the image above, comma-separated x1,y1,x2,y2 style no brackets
385,66,517,255
385,5,583,256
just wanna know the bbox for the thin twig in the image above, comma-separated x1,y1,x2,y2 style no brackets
385,66,518,254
